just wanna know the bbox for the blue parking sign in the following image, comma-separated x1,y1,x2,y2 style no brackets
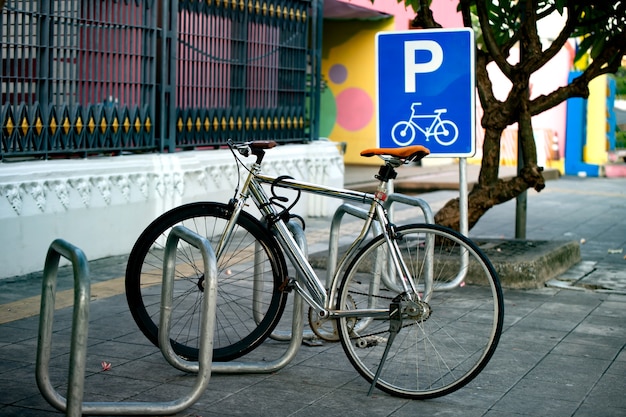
376,29,475,157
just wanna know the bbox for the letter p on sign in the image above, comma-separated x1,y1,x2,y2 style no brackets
404,40,443,93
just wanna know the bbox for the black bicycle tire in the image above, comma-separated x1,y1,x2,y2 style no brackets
125,202,288,361
337,223,504,399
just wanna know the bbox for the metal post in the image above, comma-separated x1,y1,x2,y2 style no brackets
459,158,469,237
515,152,528,239
309,0,323,141
516,0,528,239
516,145,527,239
412,160,469,292
158,226,218,374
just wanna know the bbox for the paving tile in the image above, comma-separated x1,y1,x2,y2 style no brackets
579,373,626,409
525,354,610,384
573,314,626,338
551,341,622,360
391,400,485,417
491,389,579,417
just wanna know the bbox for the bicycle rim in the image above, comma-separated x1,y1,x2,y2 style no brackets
337,224,503,399
125,202,288,361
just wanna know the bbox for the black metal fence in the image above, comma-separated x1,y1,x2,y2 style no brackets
0,0,319,160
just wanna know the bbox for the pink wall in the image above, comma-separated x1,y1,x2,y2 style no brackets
326,0,462,29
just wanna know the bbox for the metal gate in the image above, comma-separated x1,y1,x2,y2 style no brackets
0,0,319,159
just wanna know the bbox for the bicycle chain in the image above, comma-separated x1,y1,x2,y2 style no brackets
346,290,429,349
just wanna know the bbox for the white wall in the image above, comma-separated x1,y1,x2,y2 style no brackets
0,141,344,279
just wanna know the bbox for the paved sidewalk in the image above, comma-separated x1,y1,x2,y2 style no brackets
1,164,625,416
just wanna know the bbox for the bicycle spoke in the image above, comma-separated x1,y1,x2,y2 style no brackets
337,224,503,399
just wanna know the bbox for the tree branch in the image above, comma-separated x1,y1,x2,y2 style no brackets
436,167,545,230
475,51,499,113
475,1,514,78
411,0,442,28
519,0,543,60
518,93,539,169
530,29,626,116
459,0,472,27
477,127,503,186
525,7,577,73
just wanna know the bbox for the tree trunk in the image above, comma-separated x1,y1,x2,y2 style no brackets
434,88,546,231
433,0,549,232
434,161,545,231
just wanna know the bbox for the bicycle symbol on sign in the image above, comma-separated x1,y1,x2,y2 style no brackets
391,102,459,147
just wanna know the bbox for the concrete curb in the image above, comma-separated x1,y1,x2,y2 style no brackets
307,239,581,290
477,239,581,289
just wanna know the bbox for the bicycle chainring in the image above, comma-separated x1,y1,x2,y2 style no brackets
308,295,357,342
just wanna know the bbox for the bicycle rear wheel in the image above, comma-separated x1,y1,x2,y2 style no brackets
125,202,288,361
337,223,503,399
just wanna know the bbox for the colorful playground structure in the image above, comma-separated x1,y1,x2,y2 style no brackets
565,73,623,177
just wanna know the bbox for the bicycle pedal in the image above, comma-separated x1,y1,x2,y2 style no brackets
302,338,324,347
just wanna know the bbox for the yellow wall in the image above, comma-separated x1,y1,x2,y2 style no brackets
584,74,608,164
320,18,396,165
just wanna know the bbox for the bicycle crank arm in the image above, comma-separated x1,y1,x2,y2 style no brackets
329,309,389,319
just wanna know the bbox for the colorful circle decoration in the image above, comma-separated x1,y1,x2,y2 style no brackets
322,63,374,134
335,88,373,132
329,64,348,84
319,86,337,138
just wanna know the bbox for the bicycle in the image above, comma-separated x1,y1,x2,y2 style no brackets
391,102,459,147
125,140,503,399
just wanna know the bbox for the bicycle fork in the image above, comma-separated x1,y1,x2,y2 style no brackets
363,194,432,395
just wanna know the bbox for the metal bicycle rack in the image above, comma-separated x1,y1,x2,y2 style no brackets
261,191,443,346
36,226,218,416
173,196,440,376
210,220,307,373
382,192,469,292
327,192,436,290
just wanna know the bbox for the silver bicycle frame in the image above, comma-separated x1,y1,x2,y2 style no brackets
222,165,420,319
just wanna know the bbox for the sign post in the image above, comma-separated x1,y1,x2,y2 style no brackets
375,29,475,234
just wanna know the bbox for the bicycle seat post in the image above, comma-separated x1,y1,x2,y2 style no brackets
371,158,401,202
376,160,399,182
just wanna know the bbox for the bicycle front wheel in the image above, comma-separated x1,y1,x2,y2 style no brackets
337,224,503,399
125,202,288,361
